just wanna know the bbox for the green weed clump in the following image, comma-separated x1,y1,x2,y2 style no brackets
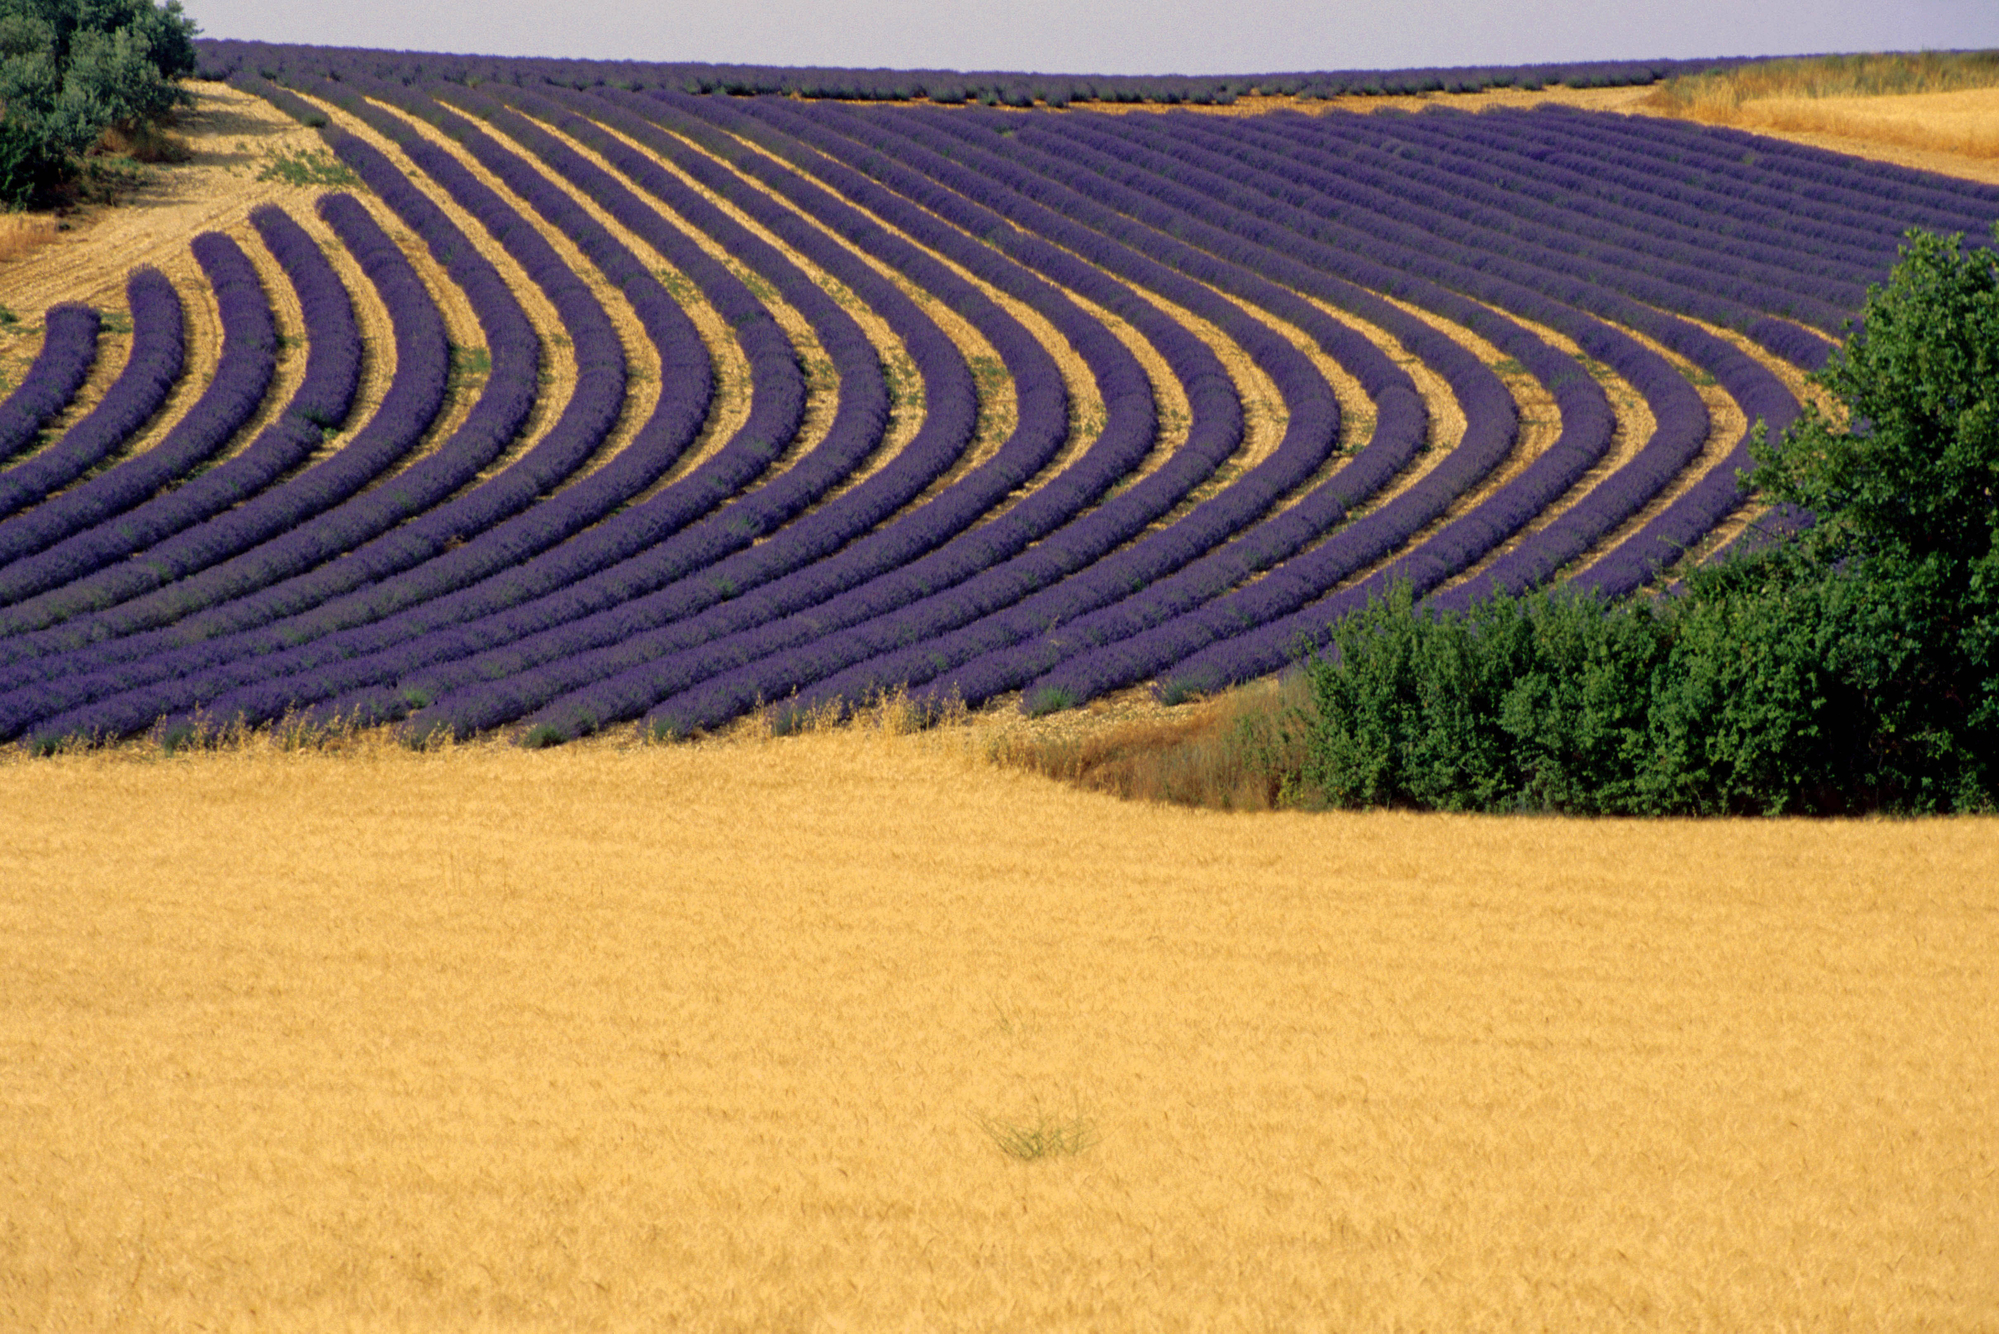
256,148,362,189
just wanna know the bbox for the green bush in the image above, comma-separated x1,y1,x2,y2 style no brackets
1302,226,1999,816
0,0,197,206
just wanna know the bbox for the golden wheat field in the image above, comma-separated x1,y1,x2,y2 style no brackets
1,728,1994,1330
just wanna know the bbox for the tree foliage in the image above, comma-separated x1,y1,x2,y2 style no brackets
1304,226,1999,815
0,0,197,205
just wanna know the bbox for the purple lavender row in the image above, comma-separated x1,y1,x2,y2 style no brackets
0,270,183,524
866,105,1632,713
1098,108,1794,440
194,37,1757,112
5,83,659,740
1535,106,1999,240
872,107,1692,706
24,83,816,741
0,192,450,727
227,77,967,741
310,78,1011,729
1471,109,1930,266
1564,379,1802,602
723,101,1486,721
568,91,1498,739
28,70,889,743
1212,117,1836,376
1397,112,1899,282
1148,112,1815,604
562,94,1372,737
16,92,772,686
0,208,358,617
779,103,1559,720
0,124,537,675
0,304,98,467
1020,109,1791,697
0,234,275,583
1140,345,1796,699
1130,111,1828,376
376,81,1225,741
0,97,775,737
1272,112,1860,330
1364,111,1879,290
319,81,1140,743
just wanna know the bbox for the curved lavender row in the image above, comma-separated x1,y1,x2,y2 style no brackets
541,90,1506,738
196,75,1001,741
0,99,792,735
560,96,1423,737
1014,108,1795,699
1090,107,1792,448
1427,357,1712,613
1452,118,1903,287
0,129,536,672
1358,110,1882,292
0,304,99,467
9,83,697,739
884,101,1662,709
886,105,1706,705
14,85,816,738
0,209,357,615
1482,108,1962,263
1541,105,1999,240
0,194,449,723
384,81,1233,741
1151,112,1830,375
1566,379,1802,602
0,235,275,581
298,82,1141,740
1254,111,1859,332
1144,347,1799,699
0,271,183,525
740,103,1515,719
1378,110,1898,282
0,92,774,700
39,67,917,743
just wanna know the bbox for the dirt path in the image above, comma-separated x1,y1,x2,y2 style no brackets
0,84,327,316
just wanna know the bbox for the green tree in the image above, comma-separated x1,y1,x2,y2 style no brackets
1745,225,1999,807
1304,226,1998,814
0,0,196,205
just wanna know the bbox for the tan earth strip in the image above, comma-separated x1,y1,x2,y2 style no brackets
1437,307,1656,595
573,116,862,500
0,318,50,404
350,95,619,495
683,128,1023,517
286,196,399,472
373,101,669,496
1553,328,1749,583
1569,314,1833,582
42,264,218,482
689,118,1114,519
5,315,134,472
489,114,757,502
0,84,331,316
297,91,575,496
584,115,921,489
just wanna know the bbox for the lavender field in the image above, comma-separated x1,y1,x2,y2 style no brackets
1,42,1990,749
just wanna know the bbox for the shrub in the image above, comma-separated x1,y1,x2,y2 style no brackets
0,0,199,204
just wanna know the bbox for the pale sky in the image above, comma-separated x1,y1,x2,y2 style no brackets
189,0,1999,77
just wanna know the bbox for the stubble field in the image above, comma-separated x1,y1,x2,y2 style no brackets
2,729,1994,1329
